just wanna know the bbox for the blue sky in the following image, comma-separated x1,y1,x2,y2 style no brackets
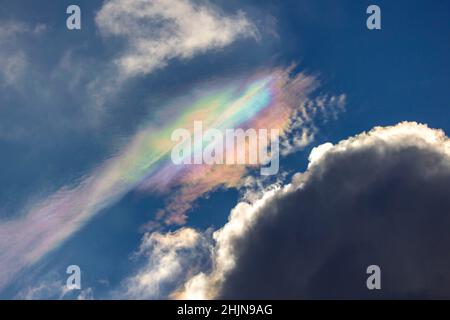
1,0,450,299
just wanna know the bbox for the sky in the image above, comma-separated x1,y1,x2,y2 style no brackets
1,0,450,299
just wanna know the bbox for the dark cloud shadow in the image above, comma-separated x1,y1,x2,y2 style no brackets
219,139,450,299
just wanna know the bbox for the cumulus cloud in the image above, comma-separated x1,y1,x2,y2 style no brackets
96,0,257,77
121,228,211,299
172,121,450,299
171,188,283,299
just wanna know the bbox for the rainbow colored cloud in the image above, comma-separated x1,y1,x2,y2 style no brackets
0,66,340,290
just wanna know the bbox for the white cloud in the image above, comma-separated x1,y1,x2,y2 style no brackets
171,121,450,299
279,93,346,156
16,280,67,300
77,287,94,300
171,184,288,299
16,277,93,300
0,51,28,87
96,0,258,77
0,21,45,88
0,21,45,42
122,227,210,299
307,142,333,168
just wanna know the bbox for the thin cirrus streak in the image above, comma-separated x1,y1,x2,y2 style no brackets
0,67,319,290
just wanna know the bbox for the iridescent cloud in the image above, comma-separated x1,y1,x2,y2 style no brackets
0,66,342,290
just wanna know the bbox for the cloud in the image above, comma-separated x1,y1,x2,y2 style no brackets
0,66,343,294
147,69,345,225
0,19,111,143
0,21,45,88
96,0,258,77
121,228,210,299
171,187,282,299
0,21,45,42
0,51,28,87
279,93,346,156
173,122,450,299
16,276,93,300
16,279,69,300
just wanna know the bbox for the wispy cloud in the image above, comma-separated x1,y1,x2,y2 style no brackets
15,274,93,300
0,21,46,88
96,0,258,77
0,66,343,292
